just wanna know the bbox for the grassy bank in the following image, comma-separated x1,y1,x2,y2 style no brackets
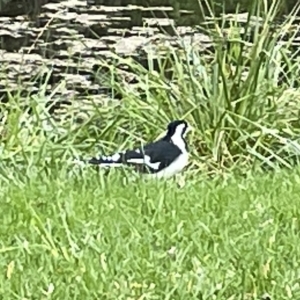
0,167,299,299
1,1,300,175
1,1,300,299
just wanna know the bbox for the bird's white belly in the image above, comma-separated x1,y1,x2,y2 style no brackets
151,152,189,179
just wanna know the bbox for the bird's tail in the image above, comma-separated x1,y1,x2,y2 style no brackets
72,152,125,168
86,152,124,167
87,157,105,165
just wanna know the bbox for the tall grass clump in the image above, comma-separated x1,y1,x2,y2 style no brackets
87,0,300,174
2,2,300,299
1,0,300,178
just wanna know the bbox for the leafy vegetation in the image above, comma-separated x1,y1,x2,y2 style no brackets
1,0,300,175
1,167,300,299
0,0,300,298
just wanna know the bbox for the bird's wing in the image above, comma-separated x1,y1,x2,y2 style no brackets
124,140,182,173
87,140,182,174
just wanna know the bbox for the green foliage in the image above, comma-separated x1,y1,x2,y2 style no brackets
1,2,300,298
1,166,300,298
2,0,300,175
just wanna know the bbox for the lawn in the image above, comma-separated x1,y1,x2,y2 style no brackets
1,167,300,299
1,1,300,299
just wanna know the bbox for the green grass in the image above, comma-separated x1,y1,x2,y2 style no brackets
1,167,300,299
1,1,300,299
2,0,300,173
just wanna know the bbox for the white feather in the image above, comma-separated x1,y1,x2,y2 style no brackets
101,153,121,162
127,155,161,170
97,163,123,167
148,152,188,179
171,123,188,154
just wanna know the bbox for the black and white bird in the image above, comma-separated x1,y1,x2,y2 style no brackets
85,120,191,179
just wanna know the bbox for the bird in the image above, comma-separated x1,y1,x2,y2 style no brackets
85,120,191,179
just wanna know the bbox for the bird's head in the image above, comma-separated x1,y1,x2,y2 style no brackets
166,120,191,139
